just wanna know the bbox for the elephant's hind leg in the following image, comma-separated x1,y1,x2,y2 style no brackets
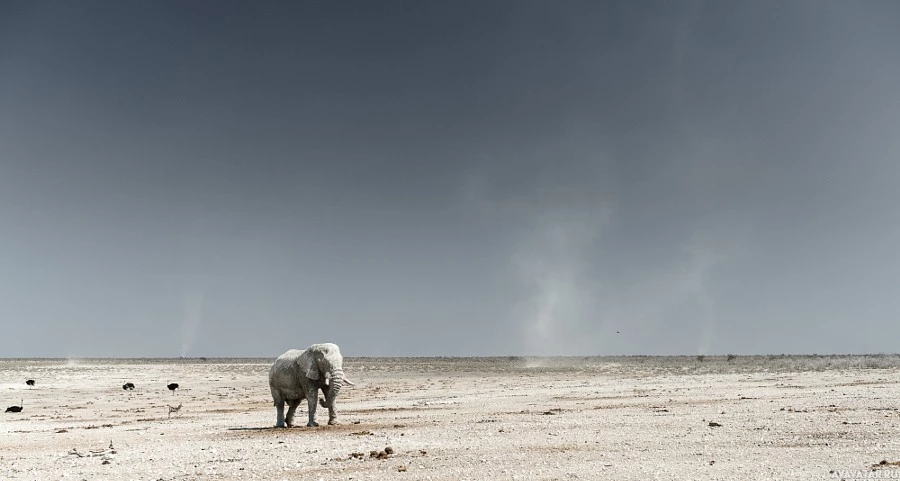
274,399,286,428
285,398,302,428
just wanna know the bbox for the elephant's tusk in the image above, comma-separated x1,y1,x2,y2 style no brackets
343,377,355,386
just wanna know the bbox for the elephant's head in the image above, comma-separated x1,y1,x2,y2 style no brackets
301,343,355,408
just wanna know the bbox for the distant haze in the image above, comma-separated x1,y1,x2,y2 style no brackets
2,1,899,357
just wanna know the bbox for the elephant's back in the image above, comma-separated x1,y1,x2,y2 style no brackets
274,349,305,362
269,349,304,383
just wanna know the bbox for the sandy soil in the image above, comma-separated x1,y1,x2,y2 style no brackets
2,356,899,480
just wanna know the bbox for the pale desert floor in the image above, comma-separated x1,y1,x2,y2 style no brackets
2,355,899,480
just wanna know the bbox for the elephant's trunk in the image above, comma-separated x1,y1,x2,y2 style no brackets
325,368,346,407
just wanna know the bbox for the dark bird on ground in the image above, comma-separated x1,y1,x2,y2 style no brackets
167,383,179,395
122,382,135,390
6,400,23,413
26,379,35,386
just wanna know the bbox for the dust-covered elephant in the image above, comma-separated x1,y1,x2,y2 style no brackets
268,343,355,427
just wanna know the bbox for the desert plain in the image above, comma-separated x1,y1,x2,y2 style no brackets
2,355,900,480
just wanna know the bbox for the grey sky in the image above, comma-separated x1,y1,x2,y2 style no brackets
1,1,899,357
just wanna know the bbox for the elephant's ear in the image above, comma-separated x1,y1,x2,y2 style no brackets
298,349,319,381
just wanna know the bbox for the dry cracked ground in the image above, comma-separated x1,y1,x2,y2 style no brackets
2,355,900,480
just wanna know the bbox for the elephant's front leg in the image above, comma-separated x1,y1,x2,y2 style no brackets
320,385,338,425
327,401,338,425
304,384,320,427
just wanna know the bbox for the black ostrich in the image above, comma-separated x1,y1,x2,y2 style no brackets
122,382,135,391
6,400,23,413
25,379,35,387
167,383,179,395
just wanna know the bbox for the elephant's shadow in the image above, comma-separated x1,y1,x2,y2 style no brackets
226,426,281,432
225,421,389,433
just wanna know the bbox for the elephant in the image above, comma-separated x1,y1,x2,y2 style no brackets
268,343,355,428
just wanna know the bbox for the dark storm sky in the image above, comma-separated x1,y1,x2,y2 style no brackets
2,1,899,357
